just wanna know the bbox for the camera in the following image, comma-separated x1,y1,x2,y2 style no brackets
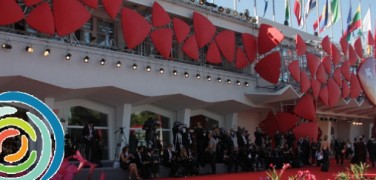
143,118,160,131
172,121,187,134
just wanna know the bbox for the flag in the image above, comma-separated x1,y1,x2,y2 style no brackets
330,0,340,24
305,0,317,19
317,0,329,32
285,0,290,25
344,1,353,41
362,8,372,34
349,4,361,33
294,0,303,26
263,0,268,17
313,15,322,31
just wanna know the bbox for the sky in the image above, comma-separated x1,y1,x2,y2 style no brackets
209,0,376,43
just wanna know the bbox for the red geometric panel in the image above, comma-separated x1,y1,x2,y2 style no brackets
26,2,55,36
258,24,284,55
331,44,341,66
80,0,98,9
341,61,351,81
311,79,321,98
53,0,91,36
294,94,316,121
0,0,24,25
276,112,298,133
259,111,277,137
327,78,341,107
293,122,318,142
368,31,374,46
242,33,257,64
306,53,320,78
342,80,350,99
235,47,249,69
25,0,43,6
300,71,311,94
322,36,331,55
333,68,342,87
182,35,199,61
358,58,376,105
121,7,152,49
151,28,173,59
295,34,306,56
321,56,332,74
319,86,329,106
354,37,363,58
288,60,301,82
317,64,328,84
254,52,281,84
349,45,358,65
215,30,235,63
172,18,190,43
193,12,216,48
102,0,122,19
350,73,362,98
206,41,221,64
340,35,348,56
152,2,170,27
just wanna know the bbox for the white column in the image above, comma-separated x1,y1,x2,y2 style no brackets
177,109,191,127
44,97,55,133
114,104,132,160
225,113,238,130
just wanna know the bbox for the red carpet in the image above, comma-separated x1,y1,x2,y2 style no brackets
160,159,376,180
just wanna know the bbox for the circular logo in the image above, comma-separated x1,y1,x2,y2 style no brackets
0,92,64,180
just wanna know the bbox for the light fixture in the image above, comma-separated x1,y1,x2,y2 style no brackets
207,75,211,81
217,77,222,83
1,42,12,50
184,72,189,78
132,63,137,70
244,82,249,87
233,10,238,16
159,68,164,74
116,61,122,68
43,48,50,56
146,65,151,72
196,73,201,79
236,80,241,86
227,79,232,84
218,6,224,12
172,70,178,76
25,45,34,53
226,8,231,14
83,56,90,63
100,58,106,65
199,0,204,5
65,53,71,60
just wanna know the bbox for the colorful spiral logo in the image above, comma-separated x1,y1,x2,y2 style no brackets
0,92,64,180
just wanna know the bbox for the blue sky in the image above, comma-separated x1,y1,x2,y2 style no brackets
210,0,375,43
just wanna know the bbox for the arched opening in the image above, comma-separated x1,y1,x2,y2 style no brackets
190,115,219,130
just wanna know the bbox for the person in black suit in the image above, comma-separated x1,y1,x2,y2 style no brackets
82,121,98,162
134,146,144,177
162,144,178,177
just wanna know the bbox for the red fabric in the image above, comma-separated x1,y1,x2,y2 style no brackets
321,56,332,74
102,0,122,19
258,24,284,54
26,2,55,36
193,12,216,48
331,44,341,65
368,31,374,45
358,58,376,105
342,80,350,98
121,7,151,49
152,2,170,27
206,41,222,64
306,53,320,79
321,36,331,55
0,0,24,25
354,37,363,58
300,71,311,94
293,122,318,142
319,86,329,106
215,30,236,63
340,35,348,56
340,60,351,81
242,33,257,64
259,111,277,137
25,0,43,6
293,0,302,26
311,79,321,98
235,47,249,69
276,112,298,133
349,45,358,65
183,35,199,60
53,0,91,36
350,73,362,98
254,52,281,84
327,78,341,107
151,28,173,59
316,64,328,83
295,34,306,56
173,18,190,43
288,60,301,82
294,94,316,121
80,0,98,9
333,68,342,87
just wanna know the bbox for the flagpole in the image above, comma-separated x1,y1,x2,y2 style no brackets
330,0,334,40
272,0,275,21
317,0,320,37
233,0,237,11
339,0,344,35
289,0,293,27
254,0,257,17
303,0,307,32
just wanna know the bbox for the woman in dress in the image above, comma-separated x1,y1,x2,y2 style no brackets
119,146,141,180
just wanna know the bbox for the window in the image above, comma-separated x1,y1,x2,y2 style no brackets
75,17,115,49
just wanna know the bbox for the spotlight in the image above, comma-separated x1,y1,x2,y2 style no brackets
236,80,241,86
233,10,238,16
199,0,204,5
116,61,122,68
172,70,178,76
159,68,164,74
132,63,137,70
207,75,211,81
196,74,201,79
1,42,12,50
83,56,90,63
25,46,34,53
146,65,151,72
100,58,106,65
217,77,222,83
226,8,231,14
239,13,244,18
65,53,71,60
218,6,224,12
184,72,189,78
227,79,232,84
43,48,50,56
244,82,249,87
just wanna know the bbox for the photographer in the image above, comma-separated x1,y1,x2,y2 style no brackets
143,118,159,149
143,148,159,179
172,121,186,153
119,146,141,180
162,144,178,177
176,147,195,176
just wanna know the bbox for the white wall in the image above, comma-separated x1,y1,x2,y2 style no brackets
237,110,266,142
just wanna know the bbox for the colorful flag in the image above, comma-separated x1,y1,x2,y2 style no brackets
313,15,322,31
294,0,303,26
349,4,361,33
345,0,353,41
305,0,317,19
362,8,372,34
263,0,268,17
318,0,329,32
285,0,290,25
330,0,340,24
